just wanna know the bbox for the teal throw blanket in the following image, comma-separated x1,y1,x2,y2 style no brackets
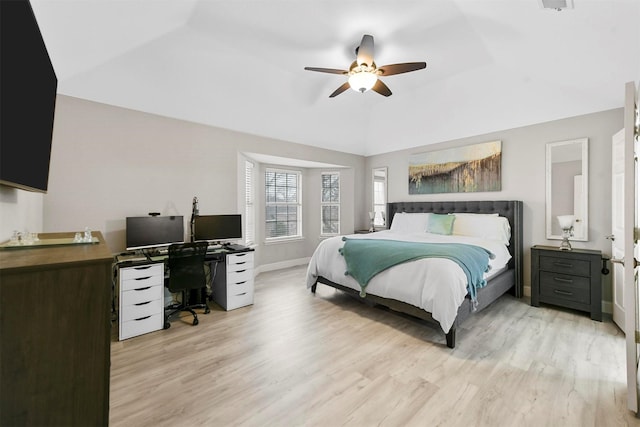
338,238,494,301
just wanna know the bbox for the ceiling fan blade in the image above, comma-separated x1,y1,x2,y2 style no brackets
304,67,348,75
329,82,351,98
371,79,392,97
377,62,427,76
357,34,375,67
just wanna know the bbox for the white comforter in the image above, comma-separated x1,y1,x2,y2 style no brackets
305,230,512,333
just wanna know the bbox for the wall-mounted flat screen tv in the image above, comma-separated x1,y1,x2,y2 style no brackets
193,215,242,242
0,0,58,193
126,216,184,250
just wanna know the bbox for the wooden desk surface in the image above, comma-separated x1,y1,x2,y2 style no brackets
0,231,113,273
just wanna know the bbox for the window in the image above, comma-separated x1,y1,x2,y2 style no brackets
244,160,255,246
321,172,340,235
265,169,302,240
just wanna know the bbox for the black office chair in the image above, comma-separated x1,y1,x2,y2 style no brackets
164,241,210,329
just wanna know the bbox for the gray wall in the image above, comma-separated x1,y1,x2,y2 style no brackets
0,95,623,307
365,108,623,304
38,95,366,268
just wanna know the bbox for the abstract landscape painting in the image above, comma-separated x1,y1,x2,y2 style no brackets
409,141,501,194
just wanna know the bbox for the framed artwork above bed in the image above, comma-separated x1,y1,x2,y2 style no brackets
408,140,502,194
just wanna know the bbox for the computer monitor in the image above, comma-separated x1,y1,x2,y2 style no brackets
193,214,242,242
125,215,184,250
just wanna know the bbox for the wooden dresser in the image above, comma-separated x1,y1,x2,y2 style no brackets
531,245,602,321
0,232,113,426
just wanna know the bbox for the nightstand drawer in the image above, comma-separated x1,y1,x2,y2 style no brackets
539,271,590,290
540,283,591,304
539,256,590,276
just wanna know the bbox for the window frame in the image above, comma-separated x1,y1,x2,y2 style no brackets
244,160,255,246
320,171,340,236
264,168,303,243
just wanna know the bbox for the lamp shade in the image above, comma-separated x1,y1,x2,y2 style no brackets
349,72,377,93
557,215,575,229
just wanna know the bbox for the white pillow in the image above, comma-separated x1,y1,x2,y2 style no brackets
389,213,430,234
451,213,511,245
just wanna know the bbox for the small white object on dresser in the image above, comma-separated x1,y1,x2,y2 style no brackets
212,251,255,310
119,263,164,340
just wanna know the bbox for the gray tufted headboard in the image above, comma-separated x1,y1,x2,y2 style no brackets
387,200,523,296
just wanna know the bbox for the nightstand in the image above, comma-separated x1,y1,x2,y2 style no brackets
531,245,602,321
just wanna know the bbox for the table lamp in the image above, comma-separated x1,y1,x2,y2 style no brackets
369,211,375,232
557,215,575,251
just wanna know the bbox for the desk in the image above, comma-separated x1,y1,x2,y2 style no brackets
114,245,254,340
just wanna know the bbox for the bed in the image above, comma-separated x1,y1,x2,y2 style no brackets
306,200,523,348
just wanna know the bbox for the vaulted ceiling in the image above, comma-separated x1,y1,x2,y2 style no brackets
31,0,639,156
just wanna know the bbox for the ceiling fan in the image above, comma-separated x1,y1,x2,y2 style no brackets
304,34,426,98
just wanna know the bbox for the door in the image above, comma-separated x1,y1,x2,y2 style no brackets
612,128,626,328
612,81,639,413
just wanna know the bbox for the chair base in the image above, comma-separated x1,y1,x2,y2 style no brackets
164,290,210,329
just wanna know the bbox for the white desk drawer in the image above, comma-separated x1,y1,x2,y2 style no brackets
227,279,253,296
227,268,252,285
121,274,163,291
227,252,253,266
120,313,163,340
122,285,162,306
121,298,163,322
120,263,163,280
228,261,253,274
226,291,253,311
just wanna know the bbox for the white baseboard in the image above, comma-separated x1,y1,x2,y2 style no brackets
254,257,310,276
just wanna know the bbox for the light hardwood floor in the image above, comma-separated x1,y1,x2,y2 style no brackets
110,266,638,426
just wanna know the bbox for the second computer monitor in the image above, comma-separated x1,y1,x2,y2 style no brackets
193,214,242,242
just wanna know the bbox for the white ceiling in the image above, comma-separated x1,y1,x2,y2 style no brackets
31,0,639,156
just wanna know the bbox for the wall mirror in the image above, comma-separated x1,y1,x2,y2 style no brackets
372,167,387,228
546,138,589,241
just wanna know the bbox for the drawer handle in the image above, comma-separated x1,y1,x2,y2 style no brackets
134,301,151,306
553,262,573,268
235,281,247,285
135,276,152,281
236,262,246,265
236,269,246,273
553,277,573,284
134,315,151,321
236,292,247,296
236,253,247,257
134,266,153,270
553,289,574,296
134,286,152,291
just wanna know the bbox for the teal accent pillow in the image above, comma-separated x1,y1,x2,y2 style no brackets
427,213,455,235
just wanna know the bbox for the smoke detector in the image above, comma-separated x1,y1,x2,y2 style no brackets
538,0,574,11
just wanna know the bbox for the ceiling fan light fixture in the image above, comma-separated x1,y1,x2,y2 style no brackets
348,71,377,93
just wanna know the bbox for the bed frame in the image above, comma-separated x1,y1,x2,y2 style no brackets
311,200,523,348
